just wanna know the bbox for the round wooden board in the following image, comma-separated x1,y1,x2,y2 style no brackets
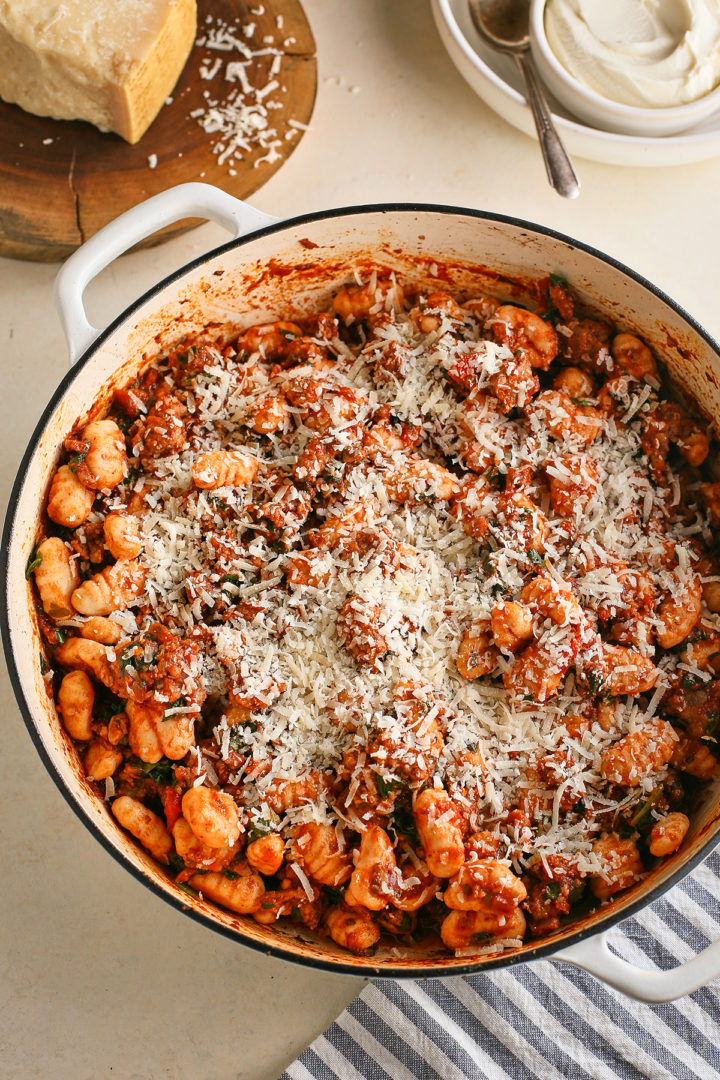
0,0,317,262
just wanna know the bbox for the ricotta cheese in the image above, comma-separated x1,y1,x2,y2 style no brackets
0,0,197,142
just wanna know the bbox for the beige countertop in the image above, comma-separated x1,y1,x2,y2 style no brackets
2,2,719,1078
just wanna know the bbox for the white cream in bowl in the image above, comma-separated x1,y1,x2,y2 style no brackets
544,0,720,108
530,0,720,136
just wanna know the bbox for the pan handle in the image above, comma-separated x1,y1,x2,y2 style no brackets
551,928,720,1002
54,182,278,365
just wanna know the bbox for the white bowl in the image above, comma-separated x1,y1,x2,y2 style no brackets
529,0,720,137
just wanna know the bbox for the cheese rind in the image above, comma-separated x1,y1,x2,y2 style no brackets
0,0,197,143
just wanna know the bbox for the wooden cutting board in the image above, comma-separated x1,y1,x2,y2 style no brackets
0,0,317,262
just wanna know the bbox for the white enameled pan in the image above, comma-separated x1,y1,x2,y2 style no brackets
4,183,720,999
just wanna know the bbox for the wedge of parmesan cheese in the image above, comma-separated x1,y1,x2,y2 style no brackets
0,0,197,143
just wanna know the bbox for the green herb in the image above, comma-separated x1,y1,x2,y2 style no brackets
221,867,240,880
262,901,275,909
472,931,494,944
68,449,88,467
706,711,720,737
629,785,662,830
228,720,258,754
100,693,126,720
587,671,605,696
176,346,198,365
167,853,185,874
375,773,405,799
388,804,419,844
26,551,42,578
527,548,545,565
247,814,279,844
545,881,561,900
279,329,297,341
175,883,196,898
39,653,48,675
513,348,523,358
375,773,390,799
131,756,174,785
572,799,586,818
523,692,534,703
123,466,139,488
208,495,228,511
568,881,586,905
118,644,139,672
682,673,702,691
549,273,568,289
118,640,156,673
55,628,66,645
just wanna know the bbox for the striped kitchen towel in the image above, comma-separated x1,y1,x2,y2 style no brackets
282,849,720,1080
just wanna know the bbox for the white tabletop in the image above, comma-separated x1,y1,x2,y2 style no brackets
2,2,720,1077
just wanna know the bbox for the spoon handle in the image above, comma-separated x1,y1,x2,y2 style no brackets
515,53,580,199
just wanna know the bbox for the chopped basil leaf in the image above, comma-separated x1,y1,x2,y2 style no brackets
131,756,174,785
26,552,42,578
568,881,586,905
629,785,662,830
587,671,605,696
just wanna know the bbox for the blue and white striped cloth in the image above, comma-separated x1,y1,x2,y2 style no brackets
282,850,720,1080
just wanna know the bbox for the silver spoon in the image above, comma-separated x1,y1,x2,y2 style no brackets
468,0,580,198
